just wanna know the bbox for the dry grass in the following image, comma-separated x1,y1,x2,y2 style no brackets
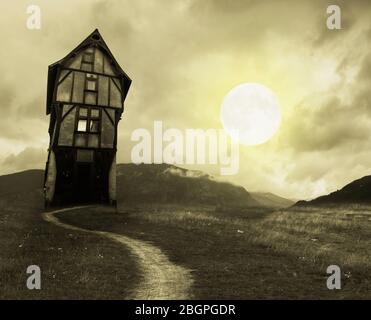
2,191,370,299
0,193,140,299
141,204,371,293
59,203,371,299
248,207,371,272
122,205,371,272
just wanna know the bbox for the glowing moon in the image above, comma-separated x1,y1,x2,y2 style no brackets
220,83,281,146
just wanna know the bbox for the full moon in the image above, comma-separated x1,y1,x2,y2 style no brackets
220,83,281,146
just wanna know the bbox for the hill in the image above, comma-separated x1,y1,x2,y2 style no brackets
0,164,293,209
0,170,44,209
296,175,371,206
250,192,294,208
0,169,43,196
117,163,260,208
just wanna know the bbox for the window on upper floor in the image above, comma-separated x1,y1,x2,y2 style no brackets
75,106,101,148
77,119,87,132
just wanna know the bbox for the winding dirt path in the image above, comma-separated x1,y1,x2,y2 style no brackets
42,206,193,299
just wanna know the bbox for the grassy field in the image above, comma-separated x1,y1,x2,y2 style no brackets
1,181,370,299
58,203,371,299
0,192,140,299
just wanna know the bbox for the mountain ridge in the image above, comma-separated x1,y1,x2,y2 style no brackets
116,163,260,208
250,192,294,209
296,175,371,206
0,164,294,209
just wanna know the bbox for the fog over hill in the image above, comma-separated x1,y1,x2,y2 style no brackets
0,164,295,209
116,163,261,208
249,192,294,209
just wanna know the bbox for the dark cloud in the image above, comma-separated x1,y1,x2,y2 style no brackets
311,1,358,47
0,84,15,111
281,93,371,152
358,52,371,82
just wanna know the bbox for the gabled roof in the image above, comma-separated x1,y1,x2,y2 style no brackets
46,29,131,114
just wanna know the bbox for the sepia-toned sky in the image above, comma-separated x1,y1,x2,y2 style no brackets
0,0,371,200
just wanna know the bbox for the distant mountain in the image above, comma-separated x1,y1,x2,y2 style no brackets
0,170,44,208
250,192,294,209
117,163,261,208
0,170,43,195
296,175,371,206
0,164,293,209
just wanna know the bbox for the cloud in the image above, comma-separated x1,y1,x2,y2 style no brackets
0,0,371,200
2,147,46,173
358,51,371,82
0,83,16,112
281,94,371,152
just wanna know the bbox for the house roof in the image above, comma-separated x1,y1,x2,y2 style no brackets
46,29,132,114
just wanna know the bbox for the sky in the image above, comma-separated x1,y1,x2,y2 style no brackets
0,0,371,200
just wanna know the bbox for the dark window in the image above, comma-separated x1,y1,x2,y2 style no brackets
86,80,96,91
76,149,94,162
91,108,99,118
84,73,98,104
90,120,99,132
75,133,87,146
79,107,88,117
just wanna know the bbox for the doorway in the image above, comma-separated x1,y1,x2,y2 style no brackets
76,163,93,203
